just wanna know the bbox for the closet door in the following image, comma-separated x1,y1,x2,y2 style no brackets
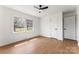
64,16,76,40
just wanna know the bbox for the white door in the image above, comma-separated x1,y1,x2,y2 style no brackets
64,16,76,40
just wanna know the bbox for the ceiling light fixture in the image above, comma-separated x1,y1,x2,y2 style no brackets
34,5,48,13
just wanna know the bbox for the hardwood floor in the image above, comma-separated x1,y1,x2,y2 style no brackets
63,38,78,47
0,36,79,54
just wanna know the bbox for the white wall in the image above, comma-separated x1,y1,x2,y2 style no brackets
40,16,51,37
40,12,63,40
77,6,79,46
0,6,40,46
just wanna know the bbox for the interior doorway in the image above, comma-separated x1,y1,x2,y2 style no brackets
63,11,77,40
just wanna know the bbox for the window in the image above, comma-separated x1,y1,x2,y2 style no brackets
14,17,33,32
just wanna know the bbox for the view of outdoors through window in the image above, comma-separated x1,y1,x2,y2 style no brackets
14,17,33,32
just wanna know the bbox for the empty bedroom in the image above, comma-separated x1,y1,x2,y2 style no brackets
0,5,79,54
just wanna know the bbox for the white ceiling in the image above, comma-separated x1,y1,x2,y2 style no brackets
4,5,77,17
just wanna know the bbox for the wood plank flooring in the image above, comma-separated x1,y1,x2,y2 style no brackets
0,36,79,54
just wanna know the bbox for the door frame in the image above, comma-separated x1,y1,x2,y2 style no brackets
63,12,77,40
